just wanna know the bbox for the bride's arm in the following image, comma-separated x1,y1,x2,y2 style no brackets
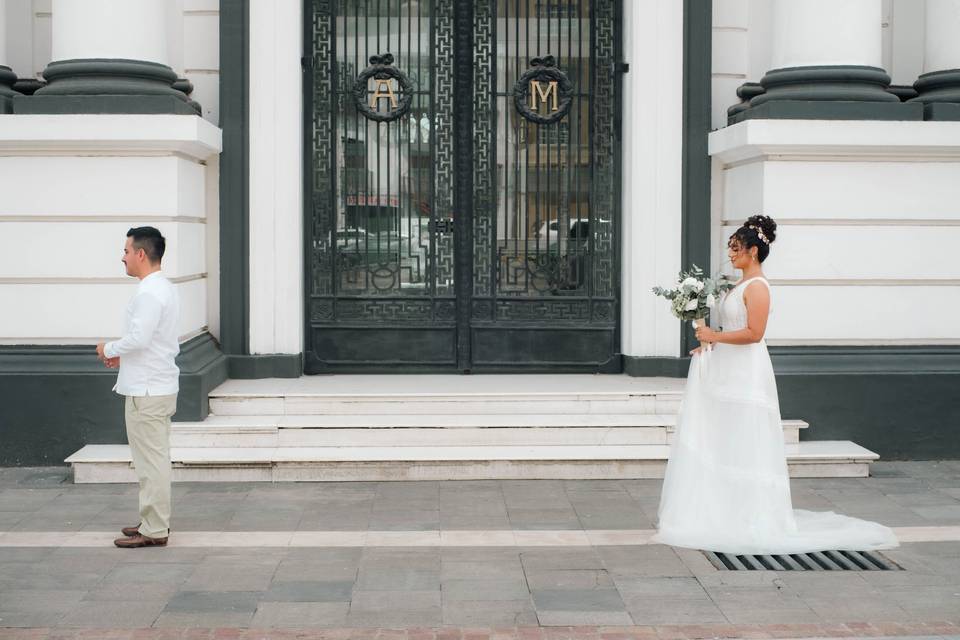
696,282,770,345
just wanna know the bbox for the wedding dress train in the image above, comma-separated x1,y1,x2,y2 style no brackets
654,277,898,554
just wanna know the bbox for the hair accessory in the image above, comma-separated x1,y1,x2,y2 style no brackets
748,224,770,245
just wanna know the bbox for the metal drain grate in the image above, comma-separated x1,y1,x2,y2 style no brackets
703,550,902,571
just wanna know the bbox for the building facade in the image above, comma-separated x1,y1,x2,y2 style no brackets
1,0,958,466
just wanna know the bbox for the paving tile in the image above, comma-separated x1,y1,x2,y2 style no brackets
518,549,605,571
624,595,727,625
261,580,354,602
163,590,261,613
0,610,67,627
442,600,538,626
356,567,441,591
611,576,707,599
56,600,167,627
524,569,613,590
151,611,255,628
535,610,634,626
597,545,691,578
100,562,195,584
441,579,531,601
82,582,181,602
530,588,626,612
356,590,444,612
181,557,280,592
249,602,350,627
0,590,87,614
441,560,525,581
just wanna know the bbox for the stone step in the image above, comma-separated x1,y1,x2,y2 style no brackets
169,415,809,447
207,375,687,416
65,440,876,483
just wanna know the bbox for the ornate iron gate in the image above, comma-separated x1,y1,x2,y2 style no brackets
305,0,621,372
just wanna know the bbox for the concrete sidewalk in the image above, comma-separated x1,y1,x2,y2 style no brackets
0,461,958,639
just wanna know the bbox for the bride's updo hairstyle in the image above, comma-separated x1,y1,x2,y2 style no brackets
730,214,777,263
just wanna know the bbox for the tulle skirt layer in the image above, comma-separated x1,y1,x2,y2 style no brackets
653,343,898,555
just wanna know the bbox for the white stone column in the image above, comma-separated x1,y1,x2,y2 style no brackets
742,0,916,121
248,0,304,355
21,0,195,115
770,0,882,70
911,0,960,119
0,0,20,113
51,0,168,64
620,0,683,362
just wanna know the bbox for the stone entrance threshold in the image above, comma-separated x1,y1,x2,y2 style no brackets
0,621,958,639
65,375,880,483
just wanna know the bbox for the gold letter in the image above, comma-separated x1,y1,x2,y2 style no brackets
370,79,399,109
530,80,559,111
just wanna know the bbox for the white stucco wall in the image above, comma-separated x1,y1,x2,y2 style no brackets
0,115,221,345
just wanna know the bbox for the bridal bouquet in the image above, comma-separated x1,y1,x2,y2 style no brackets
651,265,734,332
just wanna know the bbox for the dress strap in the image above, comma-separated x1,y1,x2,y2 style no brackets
739,276,769,290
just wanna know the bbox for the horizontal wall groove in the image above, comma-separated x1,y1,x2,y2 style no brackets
0,274,207,285
721,218,960,227
769,339,960,347
184,69,221,75
722,155,960,169
768,279,960,287
712,72,747,79
0,328,210,347
0,216,206,223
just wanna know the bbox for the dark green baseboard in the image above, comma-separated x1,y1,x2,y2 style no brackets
0,333,226,466
14,94,199,115
730,100,924,124
0,95,11,114
623,356,691,377
923,103,960,121
627,346,960,460
227,353,303,379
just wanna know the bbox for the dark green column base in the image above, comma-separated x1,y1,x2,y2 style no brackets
753,65,901,105
921,102,960,121
15,58,198,115
0,333,226,466
730,100,924,124
14,94,199,115
227,354,303,379
0,65,20,113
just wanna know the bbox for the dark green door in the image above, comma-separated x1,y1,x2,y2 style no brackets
304,0,621,372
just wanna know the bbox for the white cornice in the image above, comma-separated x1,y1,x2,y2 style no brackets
709,119,960,165
0,114,222,160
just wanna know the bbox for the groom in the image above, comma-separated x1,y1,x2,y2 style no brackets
96,227,180,548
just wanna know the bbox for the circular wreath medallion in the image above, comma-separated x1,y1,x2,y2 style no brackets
513,56,573,125
353,53,413,123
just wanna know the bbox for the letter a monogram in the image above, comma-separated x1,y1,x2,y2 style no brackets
370,79,399,109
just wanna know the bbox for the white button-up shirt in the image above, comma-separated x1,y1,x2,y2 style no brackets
104,271,180,396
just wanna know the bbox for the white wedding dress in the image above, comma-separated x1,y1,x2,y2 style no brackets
654,277,898,554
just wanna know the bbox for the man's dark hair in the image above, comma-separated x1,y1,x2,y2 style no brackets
127,226,166,264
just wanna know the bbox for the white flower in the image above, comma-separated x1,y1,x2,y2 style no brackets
706,293,716,308
681,277,699,289
684,299,698,311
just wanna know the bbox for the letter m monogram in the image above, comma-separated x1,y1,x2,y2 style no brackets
530,80,559,111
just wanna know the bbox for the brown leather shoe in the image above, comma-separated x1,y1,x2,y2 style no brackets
121,524,140,537
114,533,168,548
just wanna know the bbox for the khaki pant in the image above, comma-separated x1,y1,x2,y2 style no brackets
124,394,177,538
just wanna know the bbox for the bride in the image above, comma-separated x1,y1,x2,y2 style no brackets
653,215,898,554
